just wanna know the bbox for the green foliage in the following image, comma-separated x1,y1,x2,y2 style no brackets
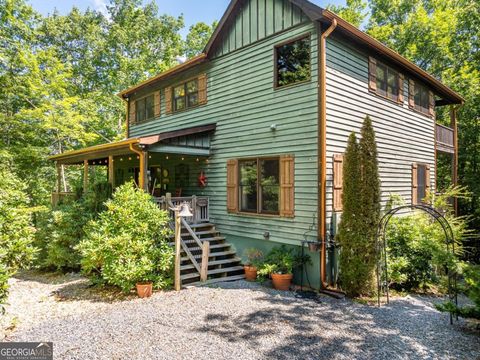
386,188,469,292
185,21,218,58
77,183,174,292
257,246,307,277
243,248,264,267
338,117,381,297
436,263,480,319
0,156,37,305
328,0,367,27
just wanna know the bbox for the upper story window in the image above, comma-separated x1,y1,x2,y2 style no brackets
369,57,403,103
174,79,199,112
135,94,155,122
275,35,311,88
409,80,434,116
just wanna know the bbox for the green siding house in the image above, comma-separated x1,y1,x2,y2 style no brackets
51,0,463,289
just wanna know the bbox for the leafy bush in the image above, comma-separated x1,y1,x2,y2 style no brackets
77,183,174,292
35,180,112,271
257,246,306,277
436,263,480,319
385,187,468,292
0,162,37,305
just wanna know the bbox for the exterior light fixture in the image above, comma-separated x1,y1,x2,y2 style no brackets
128,157,132,161
166,156,169,160
196,158,199,162
120,158,123,161
137,156,140,160
270,124,277,131
181,157,185,161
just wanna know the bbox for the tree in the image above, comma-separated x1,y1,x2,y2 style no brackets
337,133,366,297
359,115,381,293
185,21,218,58
327,0,367,27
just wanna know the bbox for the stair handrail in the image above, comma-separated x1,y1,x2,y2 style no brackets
167,198,209,286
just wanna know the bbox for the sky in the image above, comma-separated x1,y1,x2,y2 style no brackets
28,0,346,37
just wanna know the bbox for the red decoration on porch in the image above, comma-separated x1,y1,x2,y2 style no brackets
198,171,207,187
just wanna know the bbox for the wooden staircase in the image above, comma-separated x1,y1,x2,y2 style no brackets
168,222,245,287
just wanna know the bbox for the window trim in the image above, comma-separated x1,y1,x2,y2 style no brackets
171,77,200,113
238,156,281,216
273,33,312,90
369,57,403,104
134,93,155,123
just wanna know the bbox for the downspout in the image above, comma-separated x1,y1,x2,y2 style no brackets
319,19,337,289
129,143,146,190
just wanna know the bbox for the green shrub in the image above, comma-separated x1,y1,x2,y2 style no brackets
35,180,112,271
77,183,174,292
436,263,480,319
257,246,307,277
0,163,37,305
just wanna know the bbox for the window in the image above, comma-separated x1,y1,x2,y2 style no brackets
239,158,280,215
135,94,155,122
369,58,402,102
411,81,431,114
275,36,311,87
173,79,199,112
412,163,430,205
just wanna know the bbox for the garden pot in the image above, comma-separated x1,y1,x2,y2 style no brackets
244,265,258,281
271,273,293,291
136,282,153,298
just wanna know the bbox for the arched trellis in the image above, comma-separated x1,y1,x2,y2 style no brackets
376,204,458,324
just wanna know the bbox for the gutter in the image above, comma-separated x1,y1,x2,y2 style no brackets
318,18,337,289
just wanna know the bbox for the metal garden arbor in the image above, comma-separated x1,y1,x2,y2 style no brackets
376,204,458,324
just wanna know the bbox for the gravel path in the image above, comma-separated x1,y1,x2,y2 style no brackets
1,271,479,360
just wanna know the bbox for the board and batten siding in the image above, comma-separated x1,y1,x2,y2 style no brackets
212,0,309,58
129,22,319,247
325,34,435,226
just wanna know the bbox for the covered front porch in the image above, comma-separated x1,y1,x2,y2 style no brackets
49,124,215,223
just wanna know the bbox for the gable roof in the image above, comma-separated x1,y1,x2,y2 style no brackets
119,0,463,105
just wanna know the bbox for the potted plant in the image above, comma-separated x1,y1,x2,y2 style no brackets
136,281,153,298
243,248,264,281
258,246,305,291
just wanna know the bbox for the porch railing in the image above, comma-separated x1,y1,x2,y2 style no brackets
155,195,209,224
436,124,455,153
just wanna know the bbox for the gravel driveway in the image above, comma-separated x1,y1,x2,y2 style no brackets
1,271,479,360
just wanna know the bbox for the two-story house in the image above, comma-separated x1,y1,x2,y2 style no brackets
50,0,463,289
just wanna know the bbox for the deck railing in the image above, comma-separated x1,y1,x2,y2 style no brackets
436,124,455,153
155,195,209,224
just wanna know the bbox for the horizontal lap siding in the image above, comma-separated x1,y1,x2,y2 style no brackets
325,36,435,225
130,22,319,246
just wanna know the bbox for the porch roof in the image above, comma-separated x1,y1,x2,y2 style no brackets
49,123,216,165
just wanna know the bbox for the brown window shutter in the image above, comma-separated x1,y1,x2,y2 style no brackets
165,87,172,114
226,159,238,213
368,57,377,92
198,73,208,105
280,155,295,218
154,91,161,118
412,163,418,205
398,73,404,104
408,79,415,109
333,154,344,212
425,164,431,194
428,91,435,117
129,100,136,125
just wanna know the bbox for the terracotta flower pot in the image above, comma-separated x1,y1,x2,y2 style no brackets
271,273,293,291
136,282,153,298
244,265,258,281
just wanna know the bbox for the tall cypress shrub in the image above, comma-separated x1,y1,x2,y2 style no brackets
337,133,365,297
359,115,381,294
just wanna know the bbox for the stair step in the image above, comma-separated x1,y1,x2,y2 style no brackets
181,230,217,237
185,243,230,252
186,274,246,287
180,266,245,281
180,257,242,271
189,223,215,229
168,236,226,247
181,250,237,261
